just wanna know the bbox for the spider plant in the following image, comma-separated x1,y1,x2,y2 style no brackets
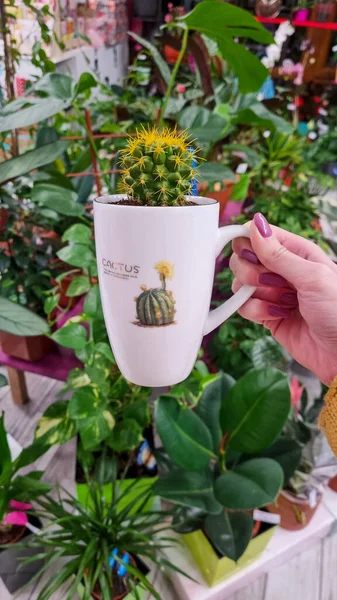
16,456,186,600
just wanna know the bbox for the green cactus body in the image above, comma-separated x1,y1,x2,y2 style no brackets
119,127,198,207
136,288,175,326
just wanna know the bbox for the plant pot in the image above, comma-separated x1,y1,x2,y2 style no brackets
164,45,189,65
329,474,337,492
293,8,310,20
132,0,157,18
0,516,43,594
76,476,156,514
183,523,276,587
78,557,149,600
267,490,322,531
94,195,255,387
51,274,80,309
0,207,8,234
199,180,237,221
0,331,52,362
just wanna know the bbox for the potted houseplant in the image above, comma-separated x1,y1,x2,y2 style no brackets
293,0,311,21
153,368,290,586
94,127,256,387
266,379,337,530
18,461,185,600
0,413,50,593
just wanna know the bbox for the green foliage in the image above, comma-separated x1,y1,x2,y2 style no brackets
0,142,69,185
0,297,48,336
17,473,184,600
0,413,50,523
32,184,83,217
154,369,289,560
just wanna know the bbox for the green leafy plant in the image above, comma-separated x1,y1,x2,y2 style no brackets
153,369,290,560
18,465,185,600
0,414,50,528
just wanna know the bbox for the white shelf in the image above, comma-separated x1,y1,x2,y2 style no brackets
164,488,337,600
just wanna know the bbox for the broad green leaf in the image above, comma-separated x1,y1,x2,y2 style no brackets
129,31,171,85
32,183,83,217
94,342,114,363
230,174,250,202
44,294,60,315
52,323,87,350
106,418,143,453
156,397,215,472
252,437,302,485
178,106,227,144
214,458,283,510
84,285,103,318
220,368,290,453
34,73,74,99
195,373,235,453
182,1,273,44
199,162,236,183
124,398,150,428
36,126,59,147
68,387,98,420
235,102,294,135
78,409,115,450
0,98,68,132
35,401,76,446
11,474,52,499
153,469,221,514
0,141,69,185
66,276,91,297
205,511,253,561
74,72,97,96
0,297,48,336
0,414,11,475
172,506,206,534
57,244,94,268
62,224,92,244
66,368,91,389
13,442,50,472
217,36,269,94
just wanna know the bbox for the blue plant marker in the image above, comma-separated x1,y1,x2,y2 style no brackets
117,552,130,577
188,146,198,197
109,547,118,569
136,440,157,470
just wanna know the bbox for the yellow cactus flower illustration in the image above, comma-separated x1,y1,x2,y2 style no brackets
154,261,174,281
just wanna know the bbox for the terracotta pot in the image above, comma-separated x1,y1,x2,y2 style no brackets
0,207,8,235
267,490,322,531
89,555,137,600
0,331,52,362
199,179,237,220
164,45,188,65
51,275,79,309
329,474,337,492
0,525,26,546
252,519,261,538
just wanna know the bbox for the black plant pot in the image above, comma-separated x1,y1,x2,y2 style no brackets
0,516,44,594
132,0,158,18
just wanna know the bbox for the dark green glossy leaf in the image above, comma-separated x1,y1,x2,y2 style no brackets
0,141,69,184
0,98,68,133
84,285,103,318
205,511,253,560
172,506,206,534
36,126,59,147
156,397,215,472
78,409,115,450
154,469,221,514
57,244,94,268
62,224,92,244
66,276,91,297
13,442,50,472
235,102,294,135
32,183,83,217
0,413,11,475
253,437,302,485
230,174,250,202
214,458,283,510
35,400,76,446
220,368,290,453
195,373,235,453
68,387,98,420
34,73,74,99
52,323,87,350
106,418,143,453
74,72,97,96
199,162,236,183
0,297,48,336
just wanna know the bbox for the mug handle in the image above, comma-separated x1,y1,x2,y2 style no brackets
204,225,256,336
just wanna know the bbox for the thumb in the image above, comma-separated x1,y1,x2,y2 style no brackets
250,213,316,288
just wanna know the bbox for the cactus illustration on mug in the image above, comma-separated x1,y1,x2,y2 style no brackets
134,261,176,327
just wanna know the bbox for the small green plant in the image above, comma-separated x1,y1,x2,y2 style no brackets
119,127,198,206
153,369,290,560
18,464,185,600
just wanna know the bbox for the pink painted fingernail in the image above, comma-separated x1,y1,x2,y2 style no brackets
280,292,298,306
254,213,272,238
268,305,290,318
259,272,288,287
240,249,259,265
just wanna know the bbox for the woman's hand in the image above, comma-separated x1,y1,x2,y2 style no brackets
230,213,337,385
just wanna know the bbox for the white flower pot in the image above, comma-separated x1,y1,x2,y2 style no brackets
94,195,255,386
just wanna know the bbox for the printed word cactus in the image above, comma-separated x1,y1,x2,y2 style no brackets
119,127,198,206
135,261,176,327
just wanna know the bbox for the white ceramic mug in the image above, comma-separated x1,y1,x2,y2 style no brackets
94,195,255,386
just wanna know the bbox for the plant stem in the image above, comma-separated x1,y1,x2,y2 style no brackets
158,26,189,129
219,433,229,473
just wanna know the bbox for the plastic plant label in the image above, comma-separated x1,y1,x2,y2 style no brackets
253,509,281,525
236,163,248,174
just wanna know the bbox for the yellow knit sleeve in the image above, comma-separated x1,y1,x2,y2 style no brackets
319,375,337,457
